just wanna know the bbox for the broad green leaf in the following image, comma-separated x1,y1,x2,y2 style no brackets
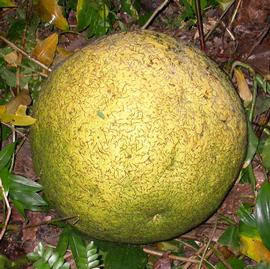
0,0,15,7
0,142,15,170
243,122,258,168
237,203,256,227
218,225,240,252
9,174,43,192
260,137,270,170
69,230,100,269
31,33,59,67
56,228,70,256
255,182,270,250
216,257,245,269
8,174,47,216
239,222,270,263
35,0,69,31
120,0,139,20
76,0,111,36
96,240,147,269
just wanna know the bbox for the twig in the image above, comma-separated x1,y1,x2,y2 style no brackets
143,246,199,263
220,21,235,40
195,0,205,51
205,1,235,41
0,35,52,72
141,0,171,30
198,218,218,269
227,0,242,30
0,122,28,139
211,245,233,269
23,215,79,229
0,178,12,240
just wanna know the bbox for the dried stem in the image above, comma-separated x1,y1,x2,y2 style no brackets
0,178,12,240
0,35,52,72
141,0,171,30
205,1,235,41
198,218,218,269
195,0,205,50
143,246,199,263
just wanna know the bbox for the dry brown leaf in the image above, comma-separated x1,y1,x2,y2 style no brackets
32,33,58,67
153,252,171,269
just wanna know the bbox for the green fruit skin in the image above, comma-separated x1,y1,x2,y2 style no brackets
31,30,247,244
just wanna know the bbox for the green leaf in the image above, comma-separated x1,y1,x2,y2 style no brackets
0,66,17,87
255,182,270,250
237,203,256,228
7,18,26,41
28,242,70,269
260,137,270,170
0,142,15,170
76,0,111,36
96,240,147,269
56,228,70,257
8,174,47,216
216,257,245,269
1,124,12,140
69,230,100,269
243,122,259,168
0,167,11,194
120,0,139,19
0,0,15,7
218,225,240,251
9,174,43,193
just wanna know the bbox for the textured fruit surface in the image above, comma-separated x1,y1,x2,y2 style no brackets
31,30,247,244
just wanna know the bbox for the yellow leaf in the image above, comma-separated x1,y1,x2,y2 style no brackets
35,0,69,31
0,92,36,126
0,105,36,126
240,234,270,263
0,105,6,115
4,51,18,67
32,33,59,67
234,68,252,107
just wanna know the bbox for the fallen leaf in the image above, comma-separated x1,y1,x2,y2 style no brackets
35,0,69,31
5,89,32,114
0,105,36,126
153,252,172,269
234,68,252,107
239,223,270,263
31,33,58,66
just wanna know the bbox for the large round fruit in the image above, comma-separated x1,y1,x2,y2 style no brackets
31,30,247,244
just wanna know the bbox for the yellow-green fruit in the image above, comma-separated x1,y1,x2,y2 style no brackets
31,30,247,244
